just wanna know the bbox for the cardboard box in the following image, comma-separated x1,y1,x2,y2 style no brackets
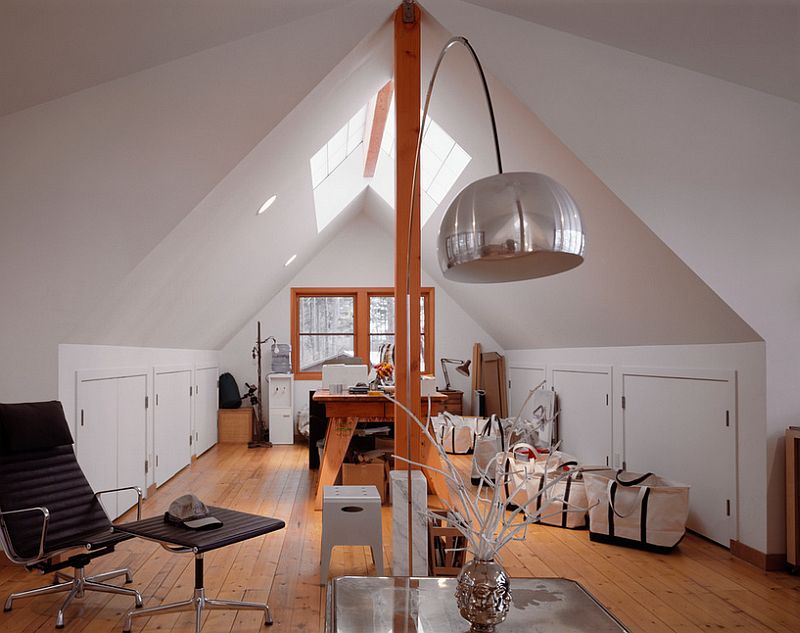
218,408,253,443
342,462,387,504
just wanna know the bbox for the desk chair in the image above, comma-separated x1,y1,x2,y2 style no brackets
0,401,143,628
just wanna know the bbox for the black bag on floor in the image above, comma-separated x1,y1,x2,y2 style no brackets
219,372,242,409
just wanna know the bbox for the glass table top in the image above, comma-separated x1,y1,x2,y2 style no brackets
326,576,630,633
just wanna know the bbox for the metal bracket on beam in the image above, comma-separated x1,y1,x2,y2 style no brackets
402,0,416,23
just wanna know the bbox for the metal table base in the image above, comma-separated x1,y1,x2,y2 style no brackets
123,553,272,633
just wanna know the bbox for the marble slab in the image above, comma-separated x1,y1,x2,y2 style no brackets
390,470,428,576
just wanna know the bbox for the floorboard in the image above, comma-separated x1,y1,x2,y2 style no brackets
1,444,798,633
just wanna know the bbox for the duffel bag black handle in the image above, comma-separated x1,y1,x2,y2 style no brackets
615,470,654,487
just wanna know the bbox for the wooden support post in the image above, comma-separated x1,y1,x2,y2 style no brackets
394,3,422,471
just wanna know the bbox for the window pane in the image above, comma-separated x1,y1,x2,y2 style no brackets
420,335,426,373
299,334,355,372
420,296,425,333
299,296,354,334
370,295,394,334
370,334,395,367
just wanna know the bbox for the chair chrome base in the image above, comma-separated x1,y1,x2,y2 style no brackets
4,566,143,628
122,586,273,633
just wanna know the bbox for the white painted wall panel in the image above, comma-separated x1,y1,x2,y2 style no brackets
551,367,612,467
508,366,546,420
194,367,219,456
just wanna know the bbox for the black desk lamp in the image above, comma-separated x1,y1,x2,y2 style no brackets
440,358,471,390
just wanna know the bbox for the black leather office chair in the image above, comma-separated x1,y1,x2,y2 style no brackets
0,401,143,628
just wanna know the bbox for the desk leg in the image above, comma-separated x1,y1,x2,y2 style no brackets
315,416,357,510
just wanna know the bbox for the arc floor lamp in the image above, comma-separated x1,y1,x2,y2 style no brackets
397,0,586,576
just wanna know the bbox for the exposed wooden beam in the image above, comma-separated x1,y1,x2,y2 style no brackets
393,3,422,474
363,80,393,178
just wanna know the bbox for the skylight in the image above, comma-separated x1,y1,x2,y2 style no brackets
378,97,471,224
310,106,367,189
307,92,470,234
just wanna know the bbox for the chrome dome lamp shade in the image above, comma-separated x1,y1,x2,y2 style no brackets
438,171,584,282
419,37,586,283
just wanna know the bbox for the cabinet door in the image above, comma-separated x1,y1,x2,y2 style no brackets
508,366,546,419
551,367,612,467
622,370,735,546
76,378,118,517
154,369,192,486
116,375,147,516
194,367,218,456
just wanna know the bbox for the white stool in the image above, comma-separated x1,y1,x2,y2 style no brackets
320,485,384,584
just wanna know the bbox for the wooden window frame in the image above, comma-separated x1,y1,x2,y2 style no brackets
291,287,435,380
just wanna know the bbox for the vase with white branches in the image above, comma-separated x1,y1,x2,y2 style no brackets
386,388,585,633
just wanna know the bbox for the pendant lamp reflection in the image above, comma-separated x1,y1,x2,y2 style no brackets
427,37,586,283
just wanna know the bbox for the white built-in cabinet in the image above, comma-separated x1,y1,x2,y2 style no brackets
620,367,736,547
76,369,147,520
508,363,737,547
268,374,294,444
551,365,612,468
153,366,192,486
193,366,219,456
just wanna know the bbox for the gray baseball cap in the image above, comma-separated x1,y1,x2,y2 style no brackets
165,494,222,530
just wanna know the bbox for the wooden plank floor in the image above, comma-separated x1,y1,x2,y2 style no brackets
2,443,799,633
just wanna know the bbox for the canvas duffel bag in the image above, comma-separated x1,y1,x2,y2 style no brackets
505,446,590,528
433,412,476,454
470,415,512,484
583,470,690,552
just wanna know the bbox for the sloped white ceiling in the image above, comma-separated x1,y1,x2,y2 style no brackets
74,1,758,354
461,0,800,103
1,0,769,403
0,0,396,400
0,0,354,115
71,12,397,349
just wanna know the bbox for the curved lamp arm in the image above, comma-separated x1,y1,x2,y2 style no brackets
407,36,503,286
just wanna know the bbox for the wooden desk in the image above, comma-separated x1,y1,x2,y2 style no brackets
313,390,446,510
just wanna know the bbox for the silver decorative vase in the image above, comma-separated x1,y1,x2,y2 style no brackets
455,558,512,633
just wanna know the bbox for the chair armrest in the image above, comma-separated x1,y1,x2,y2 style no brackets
0,506,50,563
95,486,142,520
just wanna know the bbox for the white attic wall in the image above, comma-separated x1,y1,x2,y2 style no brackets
423,0,798,554
220,209,501,410
0,1,397,402
408,12,758,349
70,8,397,353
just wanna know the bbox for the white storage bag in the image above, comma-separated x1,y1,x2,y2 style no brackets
433,412,476,455
583,470,690,552
470,415,511,485
505,447,590,528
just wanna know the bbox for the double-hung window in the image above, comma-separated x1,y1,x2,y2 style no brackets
291,288,434,380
